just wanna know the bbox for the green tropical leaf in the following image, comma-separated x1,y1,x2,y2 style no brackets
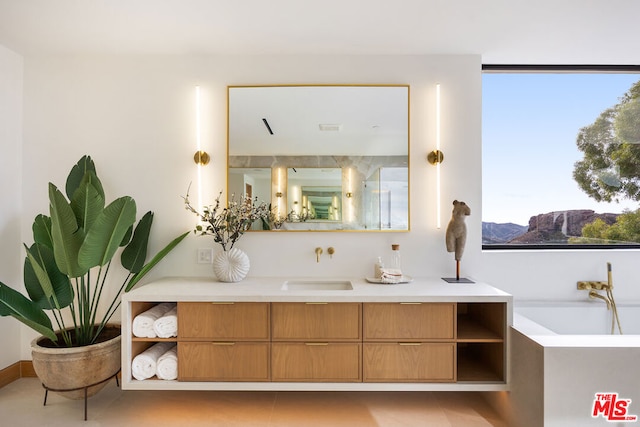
24,244,56,306
70,171,105,232
23,243,73,310
0,283,56,342
120,224,133,247
78,196,136,269
65,155,101,200
125,231,189,292
121,211,154,274
32,214,53,249
49,183,86,278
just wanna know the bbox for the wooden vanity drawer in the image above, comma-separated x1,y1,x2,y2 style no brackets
271,302,362,341
271,342,362,382
363,343,455,382
363,303,455,341
178,302,270,340
178,342,270,381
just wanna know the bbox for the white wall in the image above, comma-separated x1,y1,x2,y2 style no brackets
12,53,640,359
0,44,23,369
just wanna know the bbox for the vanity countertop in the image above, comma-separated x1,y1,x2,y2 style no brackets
124,276,511,303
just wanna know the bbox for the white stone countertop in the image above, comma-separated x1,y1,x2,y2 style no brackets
123,276,512,303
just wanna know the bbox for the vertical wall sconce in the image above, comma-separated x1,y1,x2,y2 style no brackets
277,167,282,216
427,83,444,228
345,167,354,222
302,195,308,216
272,166,287,219
291,185,301,215
193,86,209,211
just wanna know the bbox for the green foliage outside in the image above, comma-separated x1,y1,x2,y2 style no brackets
573,79,640,244
574,80,640,203
574,209,640,244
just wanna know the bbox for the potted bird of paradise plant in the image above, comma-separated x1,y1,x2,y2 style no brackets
0,155,189,399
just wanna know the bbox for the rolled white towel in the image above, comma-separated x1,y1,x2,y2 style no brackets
380,268,403,284
156,345,178,380
153,305,178,338
131,342,174,381
132,303,175,338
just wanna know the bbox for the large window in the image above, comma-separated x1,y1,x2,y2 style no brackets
482,66,640,249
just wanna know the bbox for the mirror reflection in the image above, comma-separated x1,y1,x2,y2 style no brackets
228,85,409,231
301,187,342,220
289,168,342,221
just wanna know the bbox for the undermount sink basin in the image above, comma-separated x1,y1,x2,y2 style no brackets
281,280,353,291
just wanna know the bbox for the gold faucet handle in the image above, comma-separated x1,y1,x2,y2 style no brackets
577,281,609,290
315,247,323,263
327,247,335,258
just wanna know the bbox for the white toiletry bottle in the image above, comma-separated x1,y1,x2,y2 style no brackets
374,257,384,278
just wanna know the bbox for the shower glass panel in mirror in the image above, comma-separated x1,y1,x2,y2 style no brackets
228,85,409,231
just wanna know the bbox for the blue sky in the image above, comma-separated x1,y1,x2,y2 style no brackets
482,72,640,225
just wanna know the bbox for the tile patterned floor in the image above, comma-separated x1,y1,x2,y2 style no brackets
0,378,507,426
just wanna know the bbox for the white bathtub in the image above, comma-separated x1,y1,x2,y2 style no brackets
495,301,640,427
515,301,640,335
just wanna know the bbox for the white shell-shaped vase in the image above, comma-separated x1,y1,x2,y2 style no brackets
213,248,250,282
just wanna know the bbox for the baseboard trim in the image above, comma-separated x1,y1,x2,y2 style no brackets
0,362,20,388
20,360,36,377
0,361,36,389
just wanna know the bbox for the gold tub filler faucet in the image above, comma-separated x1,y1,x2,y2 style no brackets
577,262,623,334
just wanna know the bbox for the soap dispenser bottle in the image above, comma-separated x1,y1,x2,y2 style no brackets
374,257,384,278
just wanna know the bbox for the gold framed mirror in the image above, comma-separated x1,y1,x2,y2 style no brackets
227,85,409,231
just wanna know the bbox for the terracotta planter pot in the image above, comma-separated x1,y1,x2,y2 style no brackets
30,325,121,400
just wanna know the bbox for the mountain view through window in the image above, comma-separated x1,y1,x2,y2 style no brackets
482,68,640,248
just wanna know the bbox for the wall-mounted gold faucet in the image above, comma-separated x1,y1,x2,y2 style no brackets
577,262,622,334
315,247,323,263
588,290,611,309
